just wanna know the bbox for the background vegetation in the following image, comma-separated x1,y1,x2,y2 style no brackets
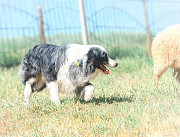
0,32,153,67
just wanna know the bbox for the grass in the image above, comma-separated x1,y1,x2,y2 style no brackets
0,55,180,136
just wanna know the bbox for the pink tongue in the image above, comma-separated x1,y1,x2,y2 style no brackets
104,69,109,74
101,65,109,75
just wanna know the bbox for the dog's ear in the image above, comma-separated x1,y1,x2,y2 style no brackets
84,48,100,76
92,49,98,56
87,48,100,62
101,51,107,58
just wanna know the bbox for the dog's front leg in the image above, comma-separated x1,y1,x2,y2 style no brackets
47,81,61,105
82,83,95,101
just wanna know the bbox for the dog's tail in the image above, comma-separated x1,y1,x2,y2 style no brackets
18,61,26,85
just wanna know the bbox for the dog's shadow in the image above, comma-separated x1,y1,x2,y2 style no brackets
77,94,134,105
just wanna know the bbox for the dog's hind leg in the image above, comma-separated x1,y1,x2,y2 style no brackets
47,82,61,105
23,78,35,106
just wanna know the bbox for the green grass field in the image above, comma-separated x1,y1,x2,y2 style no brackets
0,55,180,136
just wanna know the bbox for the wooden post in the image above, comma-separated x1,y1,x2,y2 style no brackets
142,0,151,56
78,0,88,45
38,6,45,44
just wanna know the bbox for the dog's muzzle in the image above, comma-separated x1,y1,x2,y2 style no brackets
106,58,118,68
99,58,118,75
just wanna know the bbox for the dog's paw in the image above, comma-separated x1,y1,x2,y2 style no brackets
23,99,30,106
53,100,61,105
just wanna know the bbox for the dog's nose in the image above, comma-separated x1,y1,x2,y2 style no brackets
115,63,118,67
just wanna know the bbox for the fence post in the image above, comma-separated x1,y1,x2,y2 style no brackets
142,0,151,56
38,6,45,44
78,0,88,45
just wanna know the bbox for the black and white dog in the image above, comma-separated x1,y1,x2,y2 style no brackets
18,44,118,105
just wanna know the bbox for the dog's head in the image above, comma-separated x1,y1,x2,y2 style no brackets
85,45,118,76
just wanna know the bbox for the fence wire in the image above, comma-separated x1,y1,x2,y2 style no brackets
0,0,180,67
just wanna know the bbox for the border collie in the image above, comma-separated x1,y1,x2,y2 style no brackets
18,44,118,105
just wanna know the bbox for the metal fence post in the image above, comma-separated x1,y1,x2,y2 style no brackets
78,0,88,45
142,0,151,56
38,6,45,44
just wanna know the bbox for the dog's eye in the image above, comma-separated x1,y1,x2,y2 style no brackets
102,52,107,58
101,52,108,61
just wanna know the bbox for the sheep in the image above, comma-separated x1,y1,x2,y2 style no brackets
151,24,180,87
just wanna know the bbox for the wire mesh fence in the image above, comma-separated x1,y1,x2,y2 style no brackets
0,0,180,67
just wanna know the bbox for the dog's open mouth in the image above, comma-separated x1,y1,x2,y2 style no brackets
100,65,109,75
